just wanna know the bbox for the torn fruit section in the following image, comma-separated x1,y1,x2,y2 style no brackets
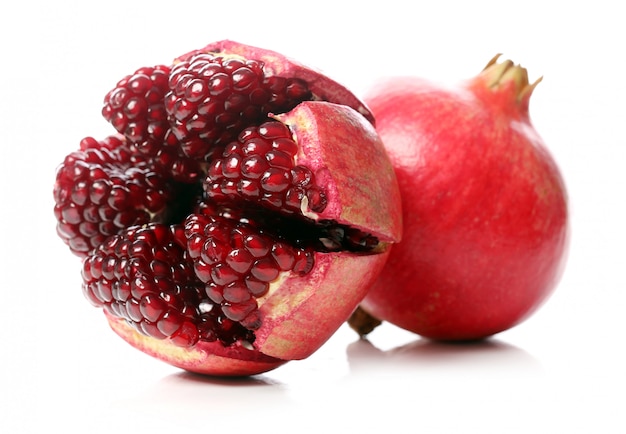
56,40,401,376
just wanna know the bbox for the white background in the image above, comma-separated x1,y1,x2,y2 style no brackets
2,1,624,433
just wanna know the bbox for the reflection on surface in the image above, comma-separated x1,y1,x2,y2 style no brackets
104,330,543,429
346,336,543,376
108,369,292,424
166,370,284,387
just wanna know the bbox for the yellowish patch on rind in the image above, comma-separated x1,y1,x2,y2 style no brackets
105,314,285,377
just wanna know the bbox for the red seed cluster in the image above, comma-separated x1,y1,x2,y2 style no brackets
184,206,315,330
54,136,173,257
102,65,171,145
205,120,327,215
165,53,312,161
82,223,255,347
102,65,202,183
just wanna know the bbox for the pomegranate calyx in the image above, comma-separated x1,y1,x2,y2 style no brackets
480,54,543,103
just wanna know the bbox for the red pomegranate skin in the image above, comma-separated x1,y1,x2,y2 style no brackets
359,59,569,341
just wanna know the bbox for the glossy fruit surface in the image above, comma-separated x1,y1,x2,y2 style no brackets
353,56,569,341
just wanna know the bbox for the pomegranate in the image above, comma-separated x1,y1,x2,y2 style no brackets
54,40,402,376
350,55,569,341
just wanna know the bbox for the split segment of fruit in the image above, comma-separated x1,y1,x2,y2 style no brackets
54,40,402,376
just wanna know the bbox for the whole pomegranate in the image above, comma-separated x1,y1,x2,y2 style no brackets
350,55,569,341
54,40,402,376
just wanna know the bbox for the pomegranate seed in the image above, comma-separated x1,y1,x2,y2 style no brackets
241,155,269,178
223,282,252,303
225,249,254,274
291,166,312,186
222,155,242,178
245,278,269,297
293,250,314,275
222,300,257,322
260,168,291,193
250,257,281,282
238,179,260,198
244,234,271,257
170,321,199,347
265,150,292,169
210,263,239,286
306,187,327,212
271,242,296,271
157,311,184,336
242,138,272,156
139,294,167,323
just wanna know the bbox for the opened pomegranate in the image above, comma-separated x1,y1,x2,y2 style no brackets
54,40,402,376
350,55,569,341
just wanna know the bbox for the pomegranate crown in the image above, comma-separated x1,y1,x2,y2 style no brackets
480,54,542,103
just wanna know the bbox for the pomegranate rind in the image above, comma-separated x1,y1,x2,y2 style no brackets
254,249,392,360
274,101,403,243
106,313,286,377
175,39,375,124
